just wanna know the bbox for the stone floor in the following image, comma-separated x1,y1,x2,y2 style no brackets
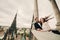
32,30,60,40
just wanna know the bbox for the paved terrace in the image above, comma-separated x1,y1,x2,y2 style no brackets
32,30,60,40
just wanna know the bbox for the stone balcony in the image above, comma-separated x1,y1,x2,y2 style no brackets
32,30,60,40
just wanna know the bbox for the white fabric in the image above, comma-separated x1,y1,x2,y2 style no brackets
42,22,50,31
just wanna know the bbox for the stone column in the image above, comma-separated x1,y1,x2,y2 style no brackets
34,0,39,20
49,0,60,31
31,0,39,30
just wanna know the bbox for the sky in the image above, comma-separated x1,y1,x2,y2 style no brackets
0,0,60,28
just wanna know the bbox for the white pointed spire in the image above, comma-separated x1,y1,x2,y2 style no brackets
34,0,39,20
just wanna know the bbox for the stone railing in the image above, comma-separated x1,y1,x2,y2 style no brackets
32,30,60,40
